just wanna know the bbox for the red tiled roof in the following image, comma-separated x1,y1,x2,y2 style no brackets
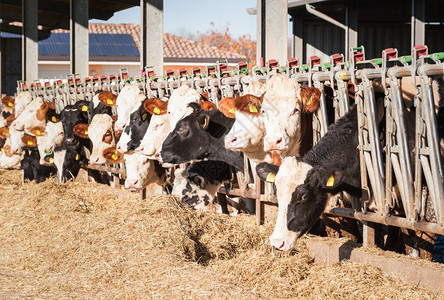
53,23,246,60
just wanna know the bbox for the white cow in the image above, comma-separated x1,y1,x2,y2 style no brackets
114,84,146,132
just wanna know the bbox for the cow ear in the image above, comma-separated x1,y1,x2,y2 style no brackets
114,130,122,144
75,100,91,112
256,162,280,183
1,96,15,108
102,147,124,164
97,91,117,107
0,127,10,138
197,114,210,130
193,175,206,189
22,134,37,147
321,169,344,190
200,92,210,102
5,115,15,127
29,126,46,136
47,112,61,123
237,94,262,116
73,123,90,139
300,86,321,113
218,97,236,118
144,98,168,115
199,99,217,111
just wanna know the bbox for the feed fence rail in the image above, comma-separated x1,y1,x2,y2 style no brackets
14,46,444,243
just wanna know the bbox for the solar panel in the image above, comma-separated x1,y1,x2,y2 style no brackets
39,33,139,57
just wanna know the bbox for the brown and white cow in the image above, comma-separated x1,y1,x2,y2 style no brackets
11,97,54,134
261,74,320,157
123,152,165,194
0,139,23,169
14,91,32,118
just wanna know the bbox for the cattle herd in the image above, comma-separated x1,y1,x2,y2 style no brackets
1,47,443,257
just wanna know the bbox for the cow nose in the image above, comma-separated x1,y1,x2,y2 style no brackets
116,144,121,151
66,138,76,145
115,122,125,132
264,136,284,151
269,238,287,251
94,157,100,163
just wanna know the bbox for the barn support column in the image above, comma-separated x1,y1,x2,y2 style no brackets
70,0,89,78
411,0,425,48
140,0,163,76
291,10,304,64
256,0,288,66
0,29,2,96
347,0,358,52
22,0,38,82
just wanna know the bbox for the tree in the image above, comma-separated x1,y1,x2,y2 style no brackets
199,23,256,67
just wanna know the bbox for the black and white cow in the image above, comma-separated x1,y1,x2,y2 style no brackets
159,102,244,172
256,105,362,251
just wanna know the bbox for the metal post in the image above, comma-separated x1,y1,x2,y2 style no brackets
140,0,163,76
411,0,425,48
291,10,304,64
265,0,288,64
70,0,89,78
347,0,358,51
256,0,266,65
22,0,39,82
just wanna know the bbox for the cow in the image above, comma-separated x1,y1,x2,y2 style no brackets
14,91,32,118
261,74,321,157
114,84,146,132
9,127,25,155
1,96,15,118
11,97,54,134
256,105,361,251
21,146,55,183
0,141,22,169
116,100,151,154
123,152,165,193
159,102,244,172
74,114,119,165
76,90,116,119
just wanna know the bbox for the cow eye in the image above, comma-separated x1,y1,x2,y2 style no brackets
290,108,299,116
177,126,189,136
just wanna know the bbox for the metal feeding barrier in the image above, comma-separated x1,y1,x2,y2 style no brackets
15,45,444,246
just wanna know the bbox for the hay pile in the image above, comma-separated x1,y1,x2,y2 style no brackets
0,169,439,299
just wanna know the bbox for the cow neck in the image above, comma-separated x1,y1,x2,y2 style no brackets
206,147,244,172
285,111,313,157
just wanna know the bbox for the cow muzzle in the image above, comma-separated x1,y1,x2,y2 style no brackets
264,136,286,151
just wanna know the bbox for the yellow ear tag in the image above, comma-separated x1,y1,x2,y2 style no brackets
228,107,235,114
306,95,313,106
266,173,276,183
340,72,347,80
203,117,207,128
27,140,33,146
153,107,160,115
84,130,88,136
249,104,258,113
107,98,114,105
111,150,119,161
52,116,57,122
75,154,79,160
82,105,88,112
49,157,54,164
326,174,335,187
7,102,13,107
142,113,147,121
36,130,41,136
1,148,4,152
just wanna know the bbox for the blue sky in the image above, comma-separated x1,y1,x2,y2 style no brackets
91,0,258,40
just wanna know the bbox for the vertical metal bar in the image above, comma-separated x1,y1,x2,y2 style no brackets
22,0,38,82
413,0,425,47
292,10,303,63
265,0,287,63
140,0,163,75
348,0,358,50
255,173,263,225
70,0,89,78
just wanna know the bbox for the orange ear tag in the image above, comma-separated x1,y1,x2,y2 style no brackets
153,107,160,115
82,105,88,112
249,105,258,113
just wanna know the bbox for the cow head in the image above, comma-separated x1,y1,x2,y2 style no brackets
14,91,32,118
0,127,10,139
22,134,37,148
220,94,266,153
123,152,154,191
1,96,15,114
262,74,320,156
167,85,202,129
137,98,170,157
42,115,64,156
114,84,145,132
256,157,313,251
116,99,152,154
61,104,89,146
78,114,116,165
11,97,46,132
9,128,25,154
0,143,22,169
160,103,236,166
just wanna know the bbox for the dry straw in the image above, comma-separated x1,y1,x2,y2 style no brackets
0,169,439,299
